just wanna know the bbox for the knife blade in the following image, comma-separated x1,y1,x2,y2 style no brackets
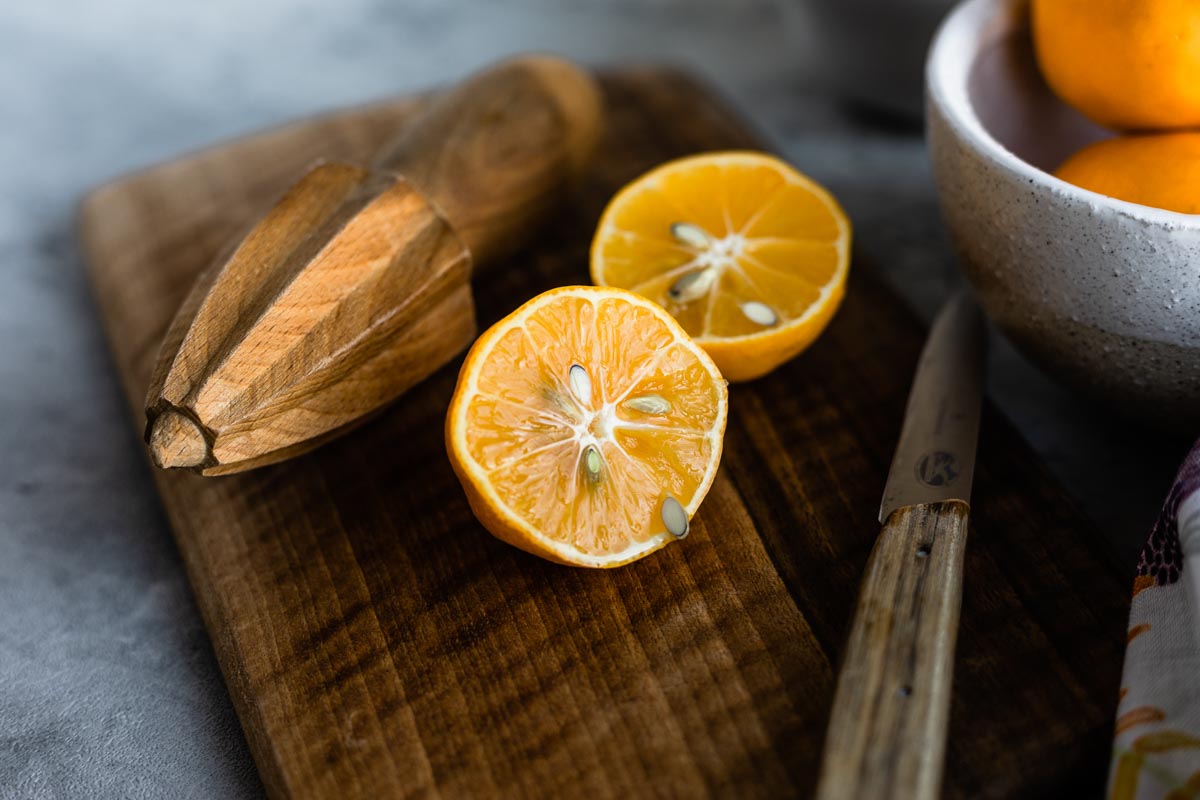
879,291,986,522
816,290,987,800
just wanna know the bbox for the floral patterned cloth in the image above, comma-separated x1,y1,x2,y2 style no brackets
1109,441,1200,799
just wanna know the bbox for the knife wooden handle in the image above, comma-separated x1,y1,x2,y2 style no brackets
815,500,970,800
374,55,602,268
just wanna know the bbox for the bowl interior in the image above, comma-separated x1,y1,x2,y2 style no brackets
964,6,1109,174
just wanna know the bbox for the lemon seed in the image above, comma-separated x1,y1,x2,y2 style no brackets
670,222,711,249
668,268,716,303
741,301,778,326
569,364,592,406
583,445,603,482
622,394,672,415
661,496,689,538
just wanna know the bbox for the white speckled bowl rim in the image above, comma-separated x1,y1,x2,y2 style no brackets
926,0,1200,233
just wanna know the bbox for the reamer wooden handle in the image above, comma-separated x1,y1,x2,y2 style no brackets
375,54,602,268
815,500,970,800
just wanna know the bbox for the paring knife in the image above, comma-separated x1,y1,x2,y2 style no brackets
816,291,987,800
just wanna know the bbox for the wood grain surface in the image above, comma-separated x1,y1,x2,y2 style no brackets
80,69,1130,799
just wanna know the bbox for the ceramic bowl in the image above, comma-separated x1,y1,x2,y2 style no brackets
927,0,1200,429
800,0,959,120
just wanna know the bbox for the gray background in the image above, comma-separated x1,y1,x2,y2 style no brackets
0,0,1189,797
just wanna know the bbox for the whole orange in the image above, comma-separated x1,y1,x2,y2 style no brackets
1054,133,1200,214
1032,0,1200,130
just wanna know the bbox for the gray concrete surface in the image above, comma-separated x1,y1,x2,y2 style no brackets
0,0,1190,797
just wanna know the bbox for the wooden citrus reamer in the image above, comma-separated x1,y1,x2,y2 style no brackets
144,56,601,475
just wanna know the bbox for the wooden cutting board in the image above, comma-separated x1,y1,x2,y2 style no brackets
79,69,1130,799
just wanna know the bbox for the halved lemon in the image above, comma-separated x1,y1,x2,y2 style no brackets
446,286,728,567
591,151,851,381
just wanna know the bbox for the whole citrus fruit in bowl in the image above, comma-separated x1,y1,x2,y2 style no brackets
927,0,1200,429
1032,0,1200,130
1054,133,1200,216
